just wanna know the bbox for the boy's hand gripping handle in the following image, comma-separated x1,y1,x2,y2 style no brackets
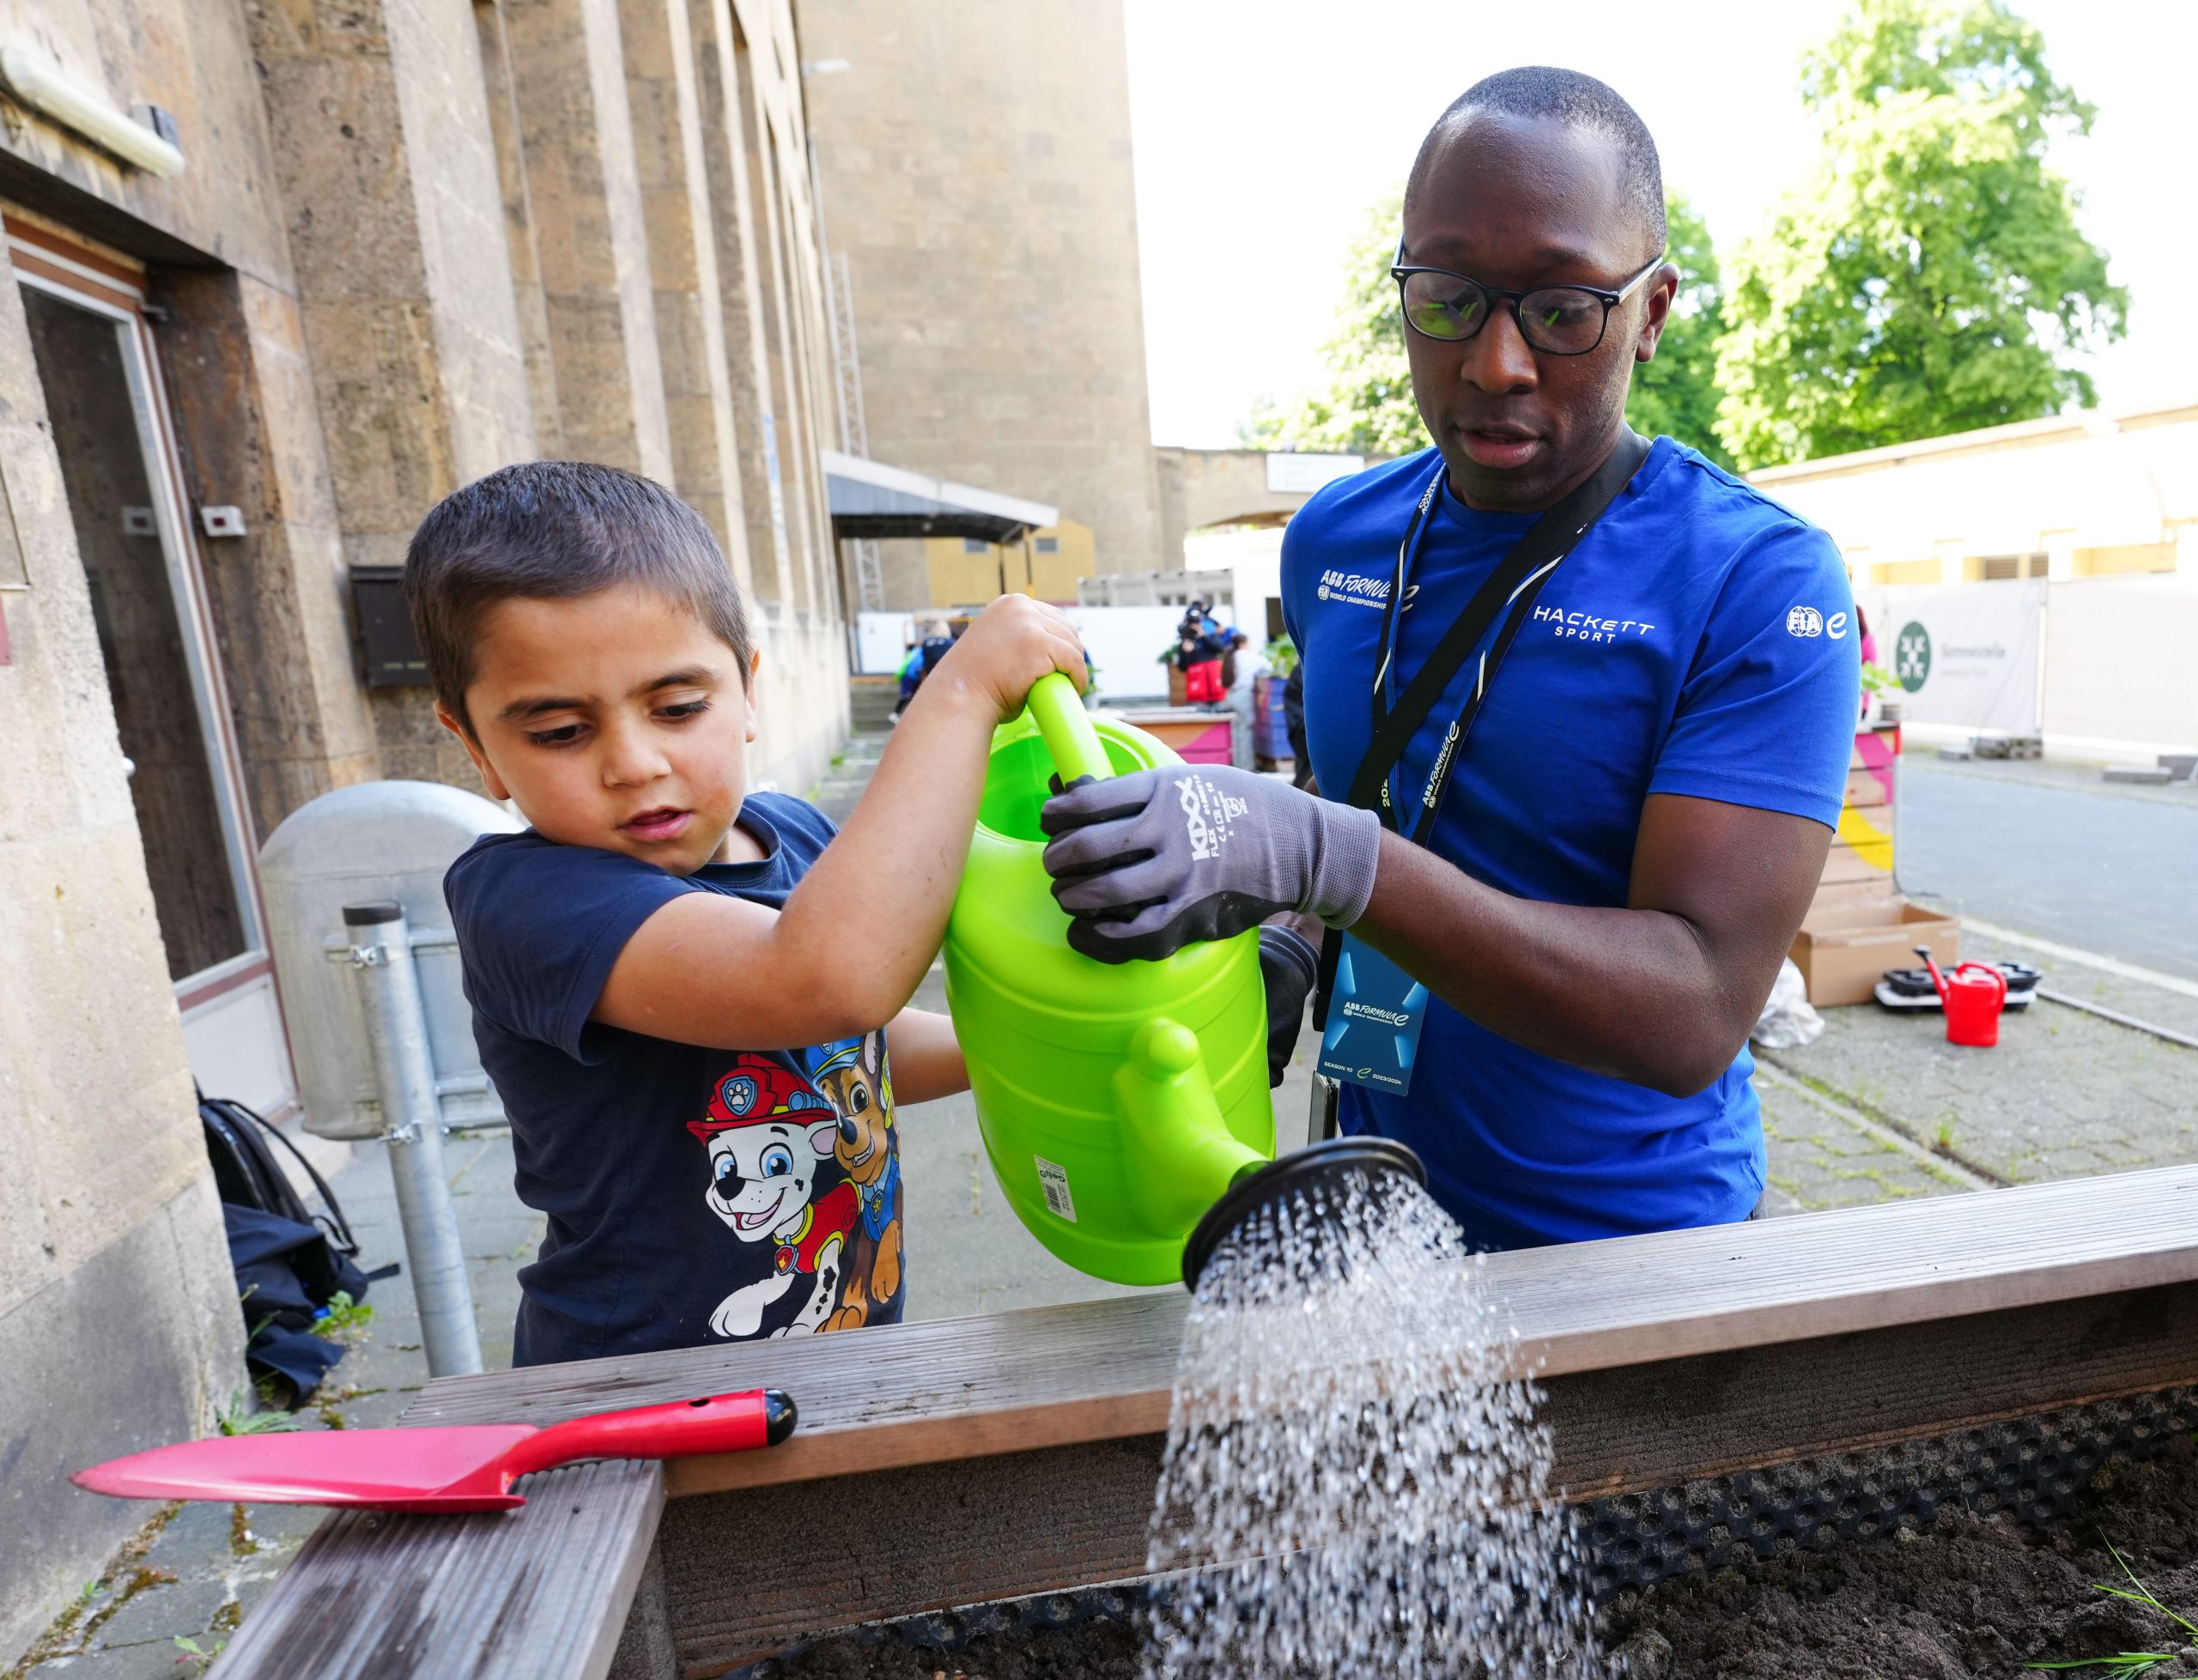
1026,671,1111,787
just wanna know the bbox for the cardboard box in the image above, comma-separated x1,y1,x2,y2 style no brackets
1789,897,1960,1007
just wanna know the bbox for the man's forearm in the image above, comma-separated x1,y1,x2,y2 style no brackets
1352,833,1755,1097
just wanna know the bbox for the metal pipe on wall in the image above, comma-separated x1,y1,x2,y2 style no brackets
340,900,483,1377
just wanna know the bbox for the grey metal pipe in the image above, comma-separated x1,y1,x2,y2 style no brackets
341,901,483,1377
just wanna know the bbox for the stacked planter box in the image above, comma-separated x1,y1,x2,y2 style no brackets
1788,723,1961,1005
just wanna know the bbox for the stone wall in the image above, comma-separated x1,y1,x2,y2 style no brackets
0,238,246,1666
798,0,1164,589
0,0,849,1659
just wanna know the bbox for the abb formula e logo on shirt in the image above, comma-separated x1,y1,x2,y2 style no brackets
1529,603,1656,645
1785,606,1849,640
1315,569,1391,607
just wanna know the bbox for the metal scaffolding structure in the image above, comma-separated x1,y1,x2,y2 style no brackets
824,249,884,613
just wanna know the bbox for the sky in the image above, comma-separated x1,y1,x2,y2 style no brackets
1121,0,2198,448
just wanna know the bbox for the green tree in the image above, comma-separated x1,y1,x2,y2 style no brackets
1239,191,1425,457
1624,194,1732,468
1715,0,2127,470
1242,188,1727,464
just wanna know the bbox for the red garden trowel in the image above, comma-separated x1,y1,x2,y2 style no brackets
73,1388,796,1513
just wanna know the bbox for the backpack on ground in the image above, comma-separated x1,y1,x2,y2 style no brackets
198,1090,389,1402
199,1090,361,1254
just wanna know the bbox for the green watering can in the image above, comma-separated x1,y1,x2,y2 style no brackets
945,674,1427,1289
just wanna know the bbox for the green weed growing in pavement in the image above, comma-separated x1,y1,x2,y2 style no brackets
318,1289,374,1344
216,1390,305,1437
173,1634,228,1676
2026,1537,2196,1674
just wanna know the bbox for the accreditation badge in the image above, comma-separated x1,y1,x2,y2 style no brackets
1315,933,1429,1095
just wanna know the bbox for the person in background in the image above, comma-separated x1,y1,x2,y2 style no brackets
892,619,958,722
1175,602,1228,704
1223,629,1270,770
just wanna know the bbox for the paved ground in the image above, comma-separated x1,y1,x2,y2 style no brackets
1897,752,2198,981
16,730,2195,1676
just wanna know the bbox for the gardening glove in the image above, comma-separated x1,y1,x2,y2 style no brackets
1257,923,1320,1088
1038,766,1381,964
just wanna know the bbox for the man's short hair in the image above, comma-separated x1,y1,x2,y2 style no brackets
1406,66,1665,258
404,460,753,734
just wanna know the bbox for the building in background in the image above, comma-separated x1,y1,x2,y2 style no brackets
1751,403,2195,586
925,519,1093,604
1750,403,2197,761
799,0,1163,611
0,0,850,1655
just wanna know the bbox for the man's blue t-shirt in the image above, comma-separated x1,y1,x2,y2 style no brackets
446,792,906,1365
1282,438,1859,1250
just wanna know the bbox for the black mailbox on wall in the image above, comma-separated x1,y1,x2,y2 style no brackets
350,565,428,688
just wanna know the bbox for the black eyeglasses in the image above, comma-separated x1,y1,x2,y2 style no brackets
1391,240,1667,356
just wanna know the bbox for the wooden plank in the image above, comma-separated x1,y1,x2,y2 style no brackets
1495,1164,2198,1380
404,1291,1183,1496
406,1166,2198,1498
1843,763,1891,810
1819,837,1890,883
204,1460,664,1680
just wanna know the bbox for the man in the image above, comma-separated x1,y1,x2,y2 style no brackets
1039,68,1857,1251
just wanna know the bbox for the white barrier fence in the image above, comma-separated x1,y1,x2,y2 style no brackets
1854,573,2197,758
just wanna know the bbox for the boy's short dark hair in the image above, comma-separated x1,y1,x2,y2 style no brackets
404,460,754,733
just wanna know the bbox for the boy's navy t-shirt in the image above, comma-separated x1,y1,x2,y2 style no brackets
1282,439,1859,1251
446,792,906,1366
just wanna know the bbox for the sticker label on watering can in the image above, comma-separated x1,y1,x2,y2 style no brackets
1317,934,1429,1095
1035,1155,1078,1222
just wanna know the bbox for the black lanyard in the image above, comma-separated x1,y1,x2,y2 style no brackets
1345,431,1651,844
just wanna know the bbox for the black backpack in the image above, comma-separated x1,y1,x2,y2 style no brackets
199,1089,361,1257
199,1091,391,1400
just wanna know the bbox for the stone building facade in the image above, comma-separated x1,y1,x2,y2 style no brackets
0,0,849,1658
798,0,1163,610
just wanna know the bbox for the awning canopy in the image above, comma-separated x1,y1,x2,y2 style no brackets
822,449,1058,545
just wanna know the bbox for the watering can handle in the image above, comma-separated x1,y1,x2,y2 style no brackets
1026,671,1113,786
1955,961,2008,1002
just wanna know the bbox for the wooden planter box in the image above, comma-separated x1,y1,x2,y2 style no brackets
203,1170,2198,1680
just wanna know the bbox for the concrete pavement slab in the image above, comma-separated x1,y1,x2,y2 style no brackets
1758,995,2198,1186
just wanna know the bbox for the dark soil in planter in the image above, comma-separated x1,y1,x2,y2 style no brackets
759,1436,2197,1679
1605,1433,2198,1678
757,1614,1142,1679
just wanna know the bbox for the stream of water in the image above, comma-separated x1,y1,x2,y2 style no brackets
1144,1165,1600,1678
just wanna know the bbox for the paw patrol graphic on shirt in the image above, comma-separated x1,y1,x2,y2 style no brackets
687,1054,863,1340
805,1034,902,1331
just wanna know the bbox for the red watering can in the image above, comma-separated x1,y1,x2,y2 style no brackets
1915,945,2007,1048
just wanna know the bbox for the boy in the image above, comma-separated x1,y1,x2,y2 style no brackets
405,462,1084,1363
